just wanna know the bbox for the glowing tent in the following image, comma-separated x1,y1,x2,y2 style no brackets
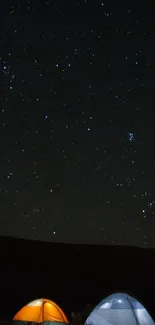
13,298,68,325
85,292,154,325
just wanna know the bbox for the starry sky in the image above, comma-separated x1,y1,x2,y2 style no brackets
1,0,155,247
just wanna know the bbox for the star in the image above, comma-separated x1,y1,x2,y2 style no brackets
0,0,154,248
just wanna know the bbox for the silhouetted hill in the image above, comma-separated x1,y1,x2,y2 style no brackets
0,235,155,321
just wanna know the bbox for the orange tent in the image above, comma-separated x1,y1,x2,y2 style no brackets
13,298,68,324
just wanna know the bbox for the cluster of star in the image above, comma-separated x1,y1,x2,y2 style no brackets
0,0,155,247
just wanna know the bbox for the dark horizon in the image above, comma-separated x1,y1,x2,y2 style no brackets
0,235,155,322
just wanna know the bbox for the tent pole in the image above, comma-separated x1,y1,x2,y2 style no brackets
126,297,140,325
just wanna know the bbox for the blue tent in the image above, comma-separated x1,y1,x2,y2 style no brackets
85,293,154,325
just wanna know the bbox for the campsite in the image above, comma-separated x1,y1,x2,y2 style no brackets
0,236,155,325
1,0,155,323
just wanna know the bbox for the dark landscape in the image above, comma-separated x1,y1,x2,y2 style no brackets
0,236,154,323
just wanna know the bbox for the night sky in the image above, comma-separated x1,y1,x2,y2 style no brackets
0,0,155,247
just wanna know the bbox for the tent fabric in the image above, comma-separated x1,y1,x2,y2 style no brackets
13,322,67,325
85,293,155,325
13,299,68,324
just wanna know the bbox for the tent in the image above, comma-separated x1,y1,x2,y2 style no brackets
84,292,154,325
13,298,68,325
